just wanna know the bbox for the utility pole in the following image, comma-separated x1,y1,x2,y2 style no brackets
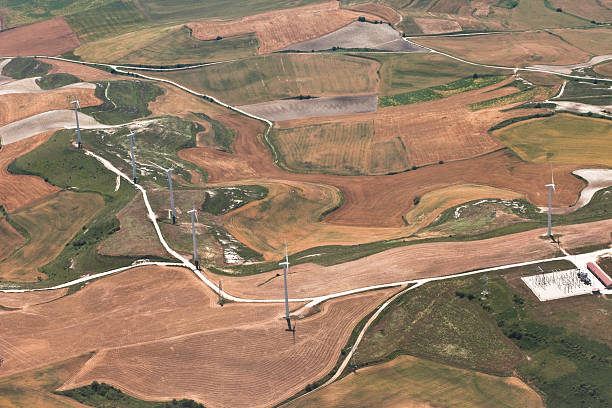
188,209,199,270
545,169,555,240
71,98,81,149
128,132,137,183
167,168,176,224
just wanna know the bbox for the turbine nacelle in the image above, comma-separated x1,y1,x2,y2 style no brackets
188,208,198,222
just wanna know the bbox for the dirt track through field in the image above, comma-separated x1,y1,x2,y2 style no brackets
0,265,394,408
283,21,425,52
0,288,67,309
0,131,60,212
0,17,80,57
239,94,378,121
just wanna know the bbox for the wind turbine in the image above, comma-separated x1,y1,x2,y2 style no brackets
167,168,176,224
71,97,81,149
128,132,137,183
545,166,555,239
280,244,295,333
188,208,199,270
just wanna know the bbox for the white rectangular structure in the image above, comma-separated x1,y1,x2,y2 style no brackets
522,269,600,301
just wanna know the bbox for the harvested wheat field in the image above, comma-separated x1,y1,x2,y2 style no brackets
60,288,395,408
287,355,544,408
549,0,612,22
0,265,395,408
0,219,24,263
44,58,117,82
346,2,402,24
187,1,384,54
211,222,571,299
0,131,59,212
0,87,100,126
595,61,612,77
273,78,542,174
0,191,103,282
0,288,67,309
0,17,80,57
223,181,522,259
414,31,591,66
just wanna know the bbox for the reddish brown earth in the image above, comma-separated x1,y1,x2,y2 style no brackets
0,265,395,407
0,131,59,212
0,218,24,262
188,2,385,54
44,58,117,81
0,288,67,309
0,17,80,57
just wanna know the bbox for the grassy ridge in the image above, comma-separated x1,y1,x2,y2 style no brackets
192,112,235,152
36,72,80,89
2,57,51,79
81,80,163,125
202,185,268,215
379,75,506,107
8,130,137,287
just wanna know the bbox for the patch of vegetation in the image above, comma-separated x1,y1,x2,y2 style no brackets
2,57,51,79
8,130,136,287
202,185,268,215
556,79,612,106
495,0,520,9
379,75,506,107
207,224,263,264
192,112,235,152
36,72,80,89
76,116,206,186
81,80,163,125
470,86,554,111
354,278,522,375
58,381,205,408
65,1,148,42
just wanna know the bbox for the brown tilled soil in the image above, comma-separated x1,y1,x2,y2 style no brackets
0,131,59,212
0,288,67,309
413,31,591,67
187,1,384,54
0,87,100,126
0,17,80,57
0,218,24,262
211,219,612,299
0,265,394,408
345,2,402,24
44,58,117,81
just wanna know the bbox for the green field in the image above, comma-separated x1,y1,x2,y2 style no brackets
351,260,612,408
0,0,112,28
362,53,505,96
288,355,543,408
555,80,612,106
73,26,259,65
64,1,148,42
81,80,163,125
202,185,268,215
495,114,612,166
36,72,81,89
157,54,379,105
1,57,51,79
8,130,136,287
379,75,507,107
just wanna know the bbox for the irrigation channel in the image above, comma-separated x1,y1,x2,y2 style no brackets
1,52,611,390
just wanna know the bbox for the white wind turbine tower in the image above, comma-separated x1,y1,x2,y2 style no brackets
167,168,176,224
279,244,295,332
188,208,199,270
545,166,555,239
128,132,137,183
71,97,81,149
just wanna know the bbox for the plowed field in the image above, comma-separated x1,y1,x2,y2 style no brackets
0,288,67,309
188,1,384,54
0,17,80,57
0,265,394,408
346,2,402,24
0,219,24,263
0,132,60,212
45,58,116,82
